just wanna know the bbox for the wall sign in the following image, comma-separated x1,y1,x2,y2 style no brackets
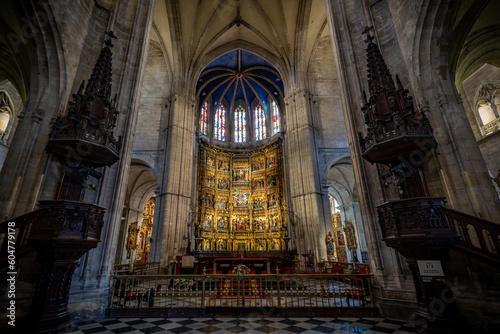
417,260,444,277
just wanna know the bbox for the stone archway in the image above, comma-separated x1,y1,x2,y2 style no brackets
326,157,368,264
115,160,158,265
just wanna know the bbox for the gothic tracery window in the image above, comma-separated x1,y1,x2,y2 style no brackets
199,102,208,135
0,91,13,140
234,104,246,143
271,100,281,135
196,50,285,144
214,103,226,141
254,104,266,141
476,83,500,135
329,195,340,214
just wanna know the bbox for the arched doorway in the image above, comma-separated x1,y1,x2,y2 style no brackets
327,157,369,264
116,160,158,265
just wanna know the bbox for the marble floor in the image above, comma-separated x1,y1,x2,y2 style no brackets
64,317,420,333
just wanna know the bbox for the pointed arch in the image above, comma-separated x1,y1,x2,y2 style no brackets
271,99,281,135
214,101,227,141
233,101,247,143
253,101,266,141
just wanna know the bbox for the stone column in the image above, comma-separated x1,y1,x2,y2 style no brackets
149,187,163,264
319,184,334,263
284,90,328,264
152,93,196,266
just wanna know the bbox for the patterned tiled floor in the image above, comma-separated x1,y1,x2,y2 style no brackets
64,317,420,333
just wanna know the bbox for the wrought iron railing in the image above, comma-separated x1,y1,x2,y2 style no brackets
114,261,162,275
107,272,374,317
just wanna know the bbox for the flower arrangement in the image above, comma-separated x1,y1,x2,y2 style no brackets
168,259,177,266
232,264,251,275
173,278,194,290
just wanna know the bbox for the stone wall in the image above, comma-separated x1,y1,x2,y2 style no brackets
460,63,500,188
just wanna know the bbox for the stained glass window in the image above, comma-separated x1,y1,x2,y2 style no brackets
214,104,226,141
234,105,246,143
199,102,208,135
254,104,267,141
272,100,281,135
329,195,340,213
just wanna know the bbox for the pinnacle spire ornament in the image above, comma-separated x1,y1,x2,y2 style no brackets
359,27,437,198
47,31,121,169
26,31,122,333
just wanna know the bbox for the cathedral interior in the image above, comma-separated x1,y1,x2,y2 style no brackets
0,0,499,333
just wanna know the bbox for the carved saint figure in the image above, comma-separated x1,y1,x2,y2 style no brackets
126,222,139,258
325,231,335,257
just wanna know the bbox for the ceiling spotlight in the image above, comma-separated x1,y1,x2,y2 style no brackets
202,92,206,96
274,92,278,95
276,78,280,82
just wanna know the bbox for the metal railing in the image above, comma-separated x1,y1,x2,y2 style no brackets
113,261,162,275
108,272,374,313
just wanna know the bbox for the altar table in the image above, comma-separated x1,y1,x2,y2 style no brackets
213,257,271,274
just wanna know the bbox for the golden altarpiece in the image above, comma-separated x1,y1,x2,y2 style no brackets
126,197,155,261
332,212,347,262
194,139,289,255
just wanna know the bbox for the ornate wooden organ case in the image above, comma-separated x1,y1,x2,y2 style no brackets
195,139,288,253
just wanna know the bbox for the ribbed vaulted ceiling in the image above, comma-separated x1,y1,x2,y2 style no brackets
195,49,284,114
152,0,330,85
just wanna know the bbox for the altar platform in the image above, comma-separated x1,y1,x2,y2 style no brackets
193,250,296,274
213,257,270,274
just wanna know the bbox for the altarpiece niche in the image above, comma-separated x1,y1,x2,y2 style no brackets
195,138,288,254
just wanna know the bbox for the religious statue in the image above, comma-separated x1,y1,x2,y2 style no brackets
217,240,226,251
233,191,249,206
218,159,229,171
232,168,249,181
270,216,279,229
332,212,341,227
337,230,346,246
126,222,139,259
236,217,246,230
267,175,277,187
252,179,265,190
217,178,229,190
237,246,245,258
253,198,264,209
343,221,359,262
343,221,357,252
206,155,214,167
325,231,335,257
267,156,276,168
204,215,213,229
217,217,227,230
